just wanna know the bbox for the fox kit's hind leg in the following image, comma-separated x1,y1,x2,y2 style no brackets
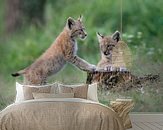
24,73,47,85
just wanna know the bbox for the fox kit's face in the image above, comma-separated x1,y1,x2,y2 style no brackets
97,31,120,59
67,16,87,40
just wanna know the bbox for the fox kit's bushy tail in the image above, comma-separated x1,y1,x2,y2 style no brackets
11,70,25,77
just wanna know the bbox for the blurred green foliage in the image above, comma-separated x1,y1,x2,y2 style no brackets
0,0,163,111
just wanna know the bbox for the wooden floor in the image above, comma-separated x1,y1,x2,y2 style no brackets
128,113,163,130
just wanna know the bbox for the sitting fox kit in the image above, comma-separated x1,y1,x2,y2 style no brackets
12,16,96,85
97,31,126,71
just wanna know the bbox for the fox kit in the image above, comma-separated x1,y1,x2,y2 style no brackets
12,16,96,85
97,31,127,71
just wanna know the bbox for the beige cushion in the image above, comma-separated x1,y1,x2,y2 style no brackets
15,82,58,102
58,83,88,99
87,83,99,102
23,86,51,100
33,93,74,99
15,82,25,103
16,82,99,102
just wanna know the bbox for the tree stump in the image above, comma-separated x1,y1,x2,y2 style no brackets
86,69,160,91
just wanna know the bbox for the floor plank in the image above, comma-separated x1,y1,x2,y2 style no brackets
154,123,163,129
144,122,161,130
157,122,163,126
135,122,152,130
127,113,163,130
133,122,144,130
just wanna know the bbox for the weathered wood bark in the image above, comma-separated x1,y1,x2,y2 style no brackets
5,0,47,34
86,70,160,91
86,70,132,87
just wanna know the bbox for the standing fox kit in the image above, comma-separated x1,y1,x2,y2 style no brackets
97,31,126,71
12,16,96,85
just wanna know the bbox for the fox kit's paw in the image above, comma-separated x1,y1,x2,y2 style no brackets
96,67,105,72
88,64,97,72
119,67,127,72
104,66,113,71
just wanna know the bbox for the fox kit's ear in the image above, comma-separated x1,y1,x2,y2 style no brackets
111,31,121,42
67,17,75,30
78,15,83,21
97,32,104,42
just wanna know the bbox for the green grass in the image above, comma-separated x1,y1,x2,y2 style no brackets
0,0,163,111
